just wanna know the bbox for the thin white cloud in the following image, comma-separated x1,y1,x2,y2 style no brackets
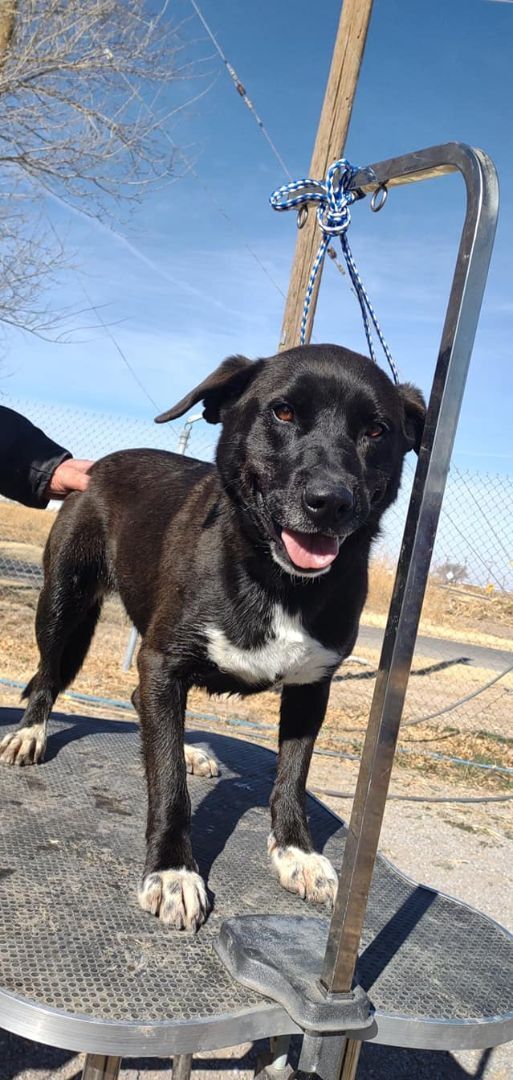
44,191,243,319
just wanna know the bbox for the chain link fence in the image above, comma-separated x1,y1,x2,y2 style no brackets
0,396,512,782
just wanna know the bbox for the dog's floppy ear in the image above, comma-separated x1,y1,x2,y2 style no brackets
155,355,257,425
398,382,426,454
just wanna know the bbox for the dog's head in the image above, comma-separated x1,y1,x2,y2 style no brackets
156,345,425,578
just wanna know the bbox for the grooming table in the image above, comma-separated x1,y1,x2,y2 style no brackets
1,708,512,1076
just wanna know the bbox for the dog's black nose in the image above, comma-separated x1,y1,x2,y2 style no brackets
302,480,354,527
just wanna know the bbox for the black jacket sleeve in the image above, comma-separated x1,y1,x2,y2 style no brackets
0,406,71,509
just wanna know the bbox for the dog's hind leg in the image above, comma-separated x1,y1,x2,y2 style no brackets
184,744,218,777
136,645,210,931
132,686,218,779
269,680,338,907
0,501,106,767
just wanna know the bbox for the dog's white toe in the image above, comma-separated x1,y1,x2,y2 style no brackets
0,725,46,766
268,835,338,906
138,869,209,931
184,744,219,777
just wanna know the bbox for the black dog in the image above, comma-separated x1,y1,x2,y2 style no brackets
0,345,425,930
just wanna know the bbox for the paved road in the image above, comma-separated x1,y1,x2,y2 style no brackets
357,623,513,673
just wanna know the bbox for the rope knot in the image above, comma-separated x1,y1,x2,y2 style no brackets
269,158,359,235
270,158,399,383
317,159,360,236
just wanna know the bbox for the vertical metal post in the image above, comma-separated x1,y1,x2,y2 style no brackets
81,1055,121,1080
319,145,499,993
122,625,139,673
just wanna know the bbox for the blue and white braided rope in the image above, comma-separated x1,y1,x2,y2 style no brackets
270,158,399,384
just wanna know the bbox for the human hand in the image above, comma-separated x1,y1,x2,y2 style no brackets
46,458,94,499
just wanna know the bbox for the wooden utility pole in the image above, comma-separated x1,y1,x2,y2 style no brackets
279,0,374,351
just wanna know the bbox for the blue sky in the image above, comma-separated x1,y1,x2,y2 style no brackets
1,0,512,473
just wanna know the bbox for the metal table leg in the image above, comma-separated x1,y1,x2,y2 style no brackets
270,1034,292,1071
172,1053,193,1080
297,1032,361,1080
81,1055,122,1080
339,1039,362,1080
297,1032,349,1080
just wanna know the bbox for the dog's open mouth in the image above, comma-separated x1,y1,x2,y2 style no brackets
279,527,340,571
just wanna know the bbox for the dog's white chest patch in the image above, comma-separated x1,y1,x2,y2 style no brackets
205,606,341,687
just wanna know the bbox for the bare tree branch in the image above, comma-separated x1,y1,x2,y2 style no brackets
0,0,205,332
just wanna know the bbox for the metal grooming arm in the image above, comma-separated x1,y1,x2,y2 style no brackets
322,141,499,994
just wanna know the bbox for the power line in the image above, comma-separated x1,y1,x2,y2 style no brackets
188,0,347,283
45,214,167,419
189,0,293,181
46,216,212,460
107,61,287,303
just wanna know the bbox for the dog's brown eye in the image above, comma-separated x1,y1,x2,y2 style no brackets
273,403,295,423
364,422,387,439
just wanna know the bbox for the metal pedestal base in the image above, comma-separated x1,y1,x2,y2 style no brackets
216,916,371,1033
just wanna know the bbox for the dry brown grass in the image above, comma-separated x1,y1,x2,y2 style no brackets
0,502,56,547
367,555,513,648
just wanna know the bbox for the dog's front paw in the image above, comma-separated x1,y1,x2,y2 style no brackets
0,725,46,767
184,744,219,778
268,835,338,907
138,869,209,931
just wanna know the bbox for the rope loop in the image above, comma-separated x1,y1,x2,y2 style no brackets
270,159,399,383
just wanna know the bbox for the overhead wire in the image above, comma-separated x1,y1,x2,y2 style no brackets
45,213,218,460
189,0,293,181
109,66,286,303
188,0,348,281
36,18,286,444
44,216,163,415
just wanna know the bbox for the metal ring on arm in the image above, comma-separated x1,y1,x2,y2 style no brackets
370,184,388,212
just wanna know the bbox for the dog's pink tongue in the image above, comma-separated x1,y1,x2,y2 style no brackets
281,528,339,570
